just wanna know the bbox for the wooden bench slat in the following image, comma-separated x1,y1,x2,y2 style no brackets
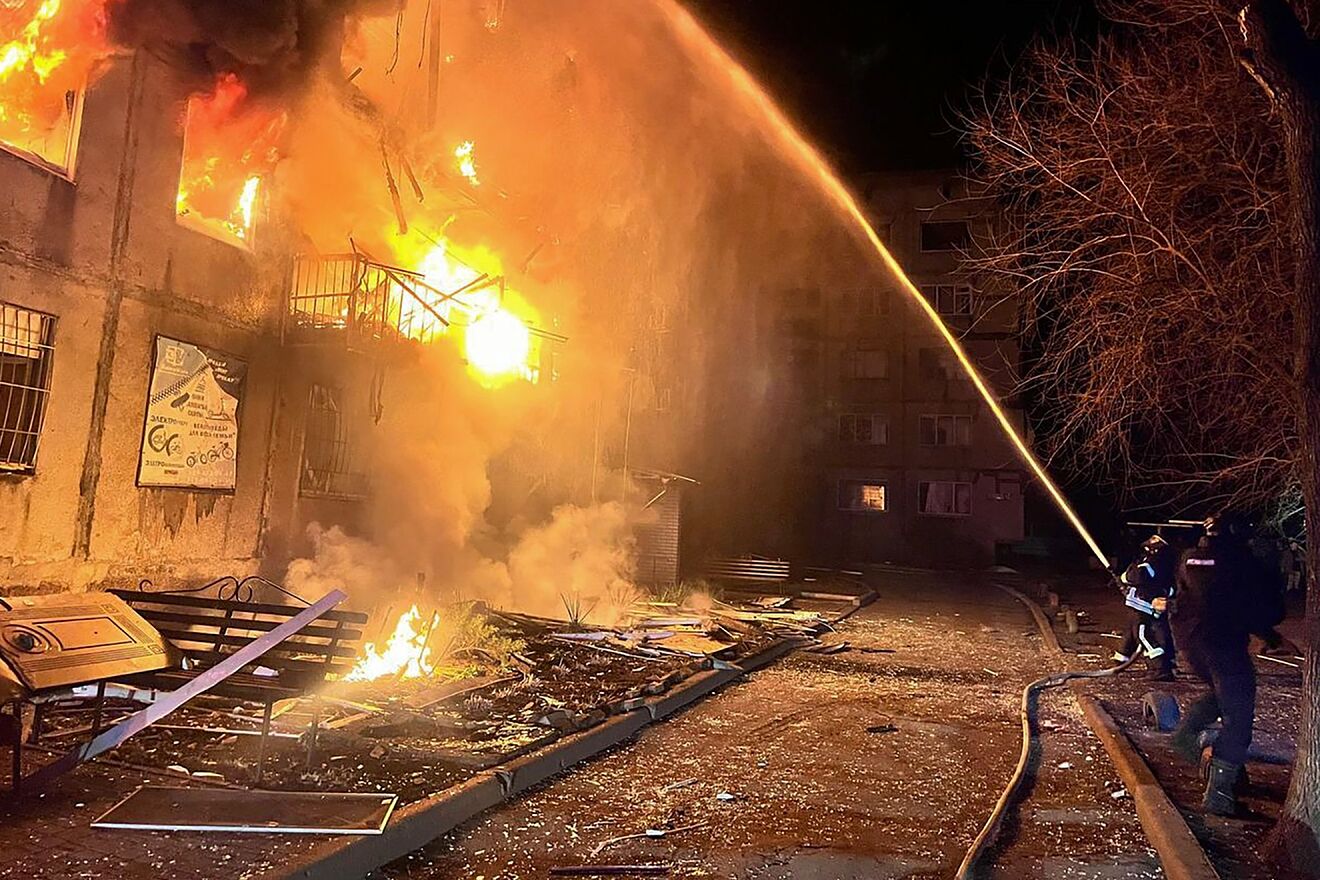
108,589,369,624
151,628,358,659
130,609,363,642
119,670,303,702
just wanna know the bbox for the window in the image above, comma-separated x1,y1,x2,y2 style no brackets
301,384,368,499
918,347,955,382
844,338,888,379
839,414,889,445
919,414,972,447
920,220,971,252
838,480,887,513
921,284,973,317
840,288,889,318
0,303,55,474
919,481,972,516
0,1,86,173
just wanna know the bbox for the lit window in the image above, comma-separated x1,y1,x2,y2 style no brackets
0,302,55,473
839,414,888,445
0,0,94,172
838,479,887,513
921,284,973,316
176,75,285,247
844,338,888,379
300,384,368,500
918,480,973,516
920,220,971,252
919,414,972,447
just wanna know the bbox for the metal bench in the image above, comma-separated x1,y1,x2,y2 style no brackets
91,578,367,779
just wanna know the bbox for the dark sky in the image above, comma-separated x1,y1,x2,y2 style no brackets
683,0,1096,171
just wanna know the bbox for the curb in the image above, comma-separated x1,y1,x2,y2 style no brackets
269,635,806,880
992,581,1221,880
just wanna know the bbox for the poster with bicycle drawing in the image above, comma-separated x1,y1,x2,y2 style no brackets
137,335,246,490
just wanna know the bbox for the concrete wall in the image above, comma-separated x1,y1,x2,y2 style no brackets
0,52,343,594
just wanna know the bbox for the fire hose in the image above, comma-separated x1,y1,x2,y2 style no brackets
953,584,1138,880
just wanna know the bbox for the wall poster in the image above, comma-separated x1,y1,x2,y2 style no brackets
136,335,246,491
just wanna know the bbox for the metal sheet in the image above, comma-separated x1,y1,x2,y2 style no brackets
92,786,397,834
0,592,177,697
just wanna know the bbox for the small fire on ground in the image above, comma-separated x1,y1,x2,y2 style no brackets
343,604,436,682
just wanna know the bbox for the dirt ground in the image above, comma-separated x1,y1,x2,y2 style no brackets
376,570,1161,880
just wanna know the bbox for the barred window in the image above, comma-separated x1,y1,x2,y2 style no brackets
300,384,368,500
0,303,56,474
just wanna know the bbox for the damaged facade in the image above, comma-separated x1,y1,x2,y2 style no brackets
0,37,689,596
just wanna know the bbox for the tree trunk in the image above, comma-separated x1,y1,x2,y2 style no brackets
1245,1,1320,873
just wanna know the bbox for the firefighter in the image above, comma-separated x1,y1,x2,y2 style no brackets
1114,534,1176,680
1163,513,1280,816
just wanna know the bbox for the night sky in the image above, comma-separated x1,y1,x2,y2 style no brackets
684,0,1097,171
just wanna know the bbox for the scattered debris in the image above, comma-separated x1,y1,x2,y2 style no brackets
590,821,708,857
550,867,670,877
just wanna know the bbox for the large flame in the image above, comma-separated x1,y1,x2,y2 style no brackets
175,73,285,245
0,0,105,168
344,604,434,682
466,293,531,378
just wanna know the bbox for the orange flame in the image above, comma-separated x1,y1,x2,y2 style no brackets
175,73,286,245
0,0,106,168
344,605,434,681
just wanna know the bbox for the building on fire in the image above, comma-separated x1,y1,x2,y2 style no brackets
0,34,693,594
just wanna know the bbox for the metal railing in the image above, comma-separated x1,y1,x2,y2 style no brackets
286,253,487,348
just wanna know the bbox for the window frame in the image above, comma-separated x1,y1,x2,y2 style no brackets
838,413,889,446
844,337,889,380
837,478,888,514
921,283,974,317
0,301,57,475
917,480,973,517
918,414,972,447
0,84,85,180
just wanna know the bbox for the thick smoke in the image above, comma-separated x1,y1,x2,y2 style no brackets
103,0,398,97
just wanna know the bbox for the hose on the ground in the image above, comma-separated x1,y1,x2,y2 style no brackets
953,586,1138,880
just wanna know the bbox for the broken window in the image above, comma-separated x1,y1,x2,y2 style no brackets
918,480,973,517
921,284,973,317
175,75,285,248
0,302,55,473
844,338,888,379
919,414,972,447
920,220,972,252
0,0,89,173
838,413,888,445
300,384,368,500
838,479,887,513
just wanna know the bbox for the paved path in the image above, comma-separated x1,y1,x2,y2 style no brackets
377,572,1162,879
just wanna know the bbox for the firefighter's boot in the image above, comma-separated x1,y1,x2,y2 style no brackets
1202,758,1240,816
1171,694,1219,764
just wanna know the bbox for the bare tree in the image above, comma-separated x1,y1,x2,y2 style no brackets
968,0,1320,869
964,0,1295,515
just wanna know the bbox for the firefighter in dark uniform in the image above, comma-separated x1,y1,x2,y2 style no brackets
1164,513,1278,815
1115,534,1176,680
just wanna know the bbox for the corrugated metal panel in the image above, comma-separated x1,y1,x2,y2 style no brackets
700,556,791,583
636,488,681,588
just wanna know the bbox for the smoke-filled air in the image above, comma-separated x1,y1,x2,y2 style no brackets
2,0,893,624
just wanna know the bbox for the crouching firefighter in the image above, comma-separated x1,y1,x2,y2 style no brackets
1163,513,1283,816
1115,534,1176,680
